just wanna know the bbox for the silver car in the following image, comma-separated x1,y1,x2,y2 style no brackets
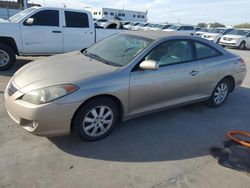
4,31,247,141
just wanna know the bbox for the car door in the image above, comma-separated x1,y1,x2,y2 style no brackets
63,10,95,52
246,33,250,49
129,39,200,115
21,9,63,55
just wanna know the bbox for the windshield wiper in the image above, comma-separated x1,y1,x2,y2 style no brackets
82,51,121,67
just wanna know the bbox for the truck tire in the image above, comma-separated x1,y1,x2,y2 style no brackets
104,20,123,29
0,43,16,71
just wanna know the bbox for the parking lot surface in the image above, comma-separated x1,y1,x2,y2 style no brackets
0,49,250,188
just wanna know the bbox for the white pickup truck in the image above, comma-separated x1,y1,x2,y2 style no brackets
0,6,124,70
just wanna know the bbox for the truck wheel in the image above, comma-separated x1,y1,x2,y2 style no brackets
239,41,246,50
104,20,123,29
0,43,16,71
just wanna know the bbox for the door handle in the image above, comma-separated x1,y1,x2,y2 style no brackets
52,30,62,33
189,70,199,76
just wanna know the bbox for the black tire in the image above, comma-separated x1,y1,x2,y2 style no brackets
104,20,123,29
0,43,16,71
208,79,231,107
239,41,246,50
73,97,119,141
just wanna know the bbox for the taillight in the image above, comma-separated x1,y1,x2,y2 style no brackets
238,58,246,65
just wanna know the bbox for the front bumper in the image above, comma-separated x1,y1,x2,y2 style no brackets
219,41,238,47
4,88,81,137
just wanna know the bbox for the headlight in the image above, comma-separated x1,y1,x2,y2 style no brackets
21,84,78,104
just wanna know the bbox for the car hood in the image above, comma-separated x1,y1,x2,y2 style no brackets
12,51,119,92
222,34,244,39
203,33,221,37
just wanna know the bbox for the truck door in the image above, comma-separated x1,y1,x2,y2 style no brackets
21,9,63,55
63,11,95,52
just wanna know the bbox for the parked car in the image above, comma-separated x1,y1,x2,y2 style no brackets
123,22,139,30
141,23,157,31
149,24,172,31
219,29,250,50
95,18,109,27
196,28,210,37
201,28,234,43
0,6,125,70
163,25,195,35
4,31,247,141
132,23,149,30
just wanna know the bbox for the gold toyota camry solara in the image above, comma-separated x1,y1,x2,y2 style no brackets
4,31,247,141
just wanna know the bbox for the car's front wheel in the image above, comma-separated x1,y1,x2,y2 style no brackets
239,41,246,50
0,43,16,71
208,79,230,107
73,97,119,141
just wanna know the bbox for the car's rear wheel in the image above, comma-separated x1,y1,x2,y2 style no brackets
73,97,119,141
208,79,230,107
0,43,16,71
239,41,246,50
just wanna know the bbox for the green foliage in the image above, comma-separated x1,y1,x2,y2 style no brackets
209,22,225,28
234,23,250,29
197,23,207,28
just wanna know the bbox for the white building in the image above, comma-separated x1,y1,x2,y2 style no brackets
87,7,147,22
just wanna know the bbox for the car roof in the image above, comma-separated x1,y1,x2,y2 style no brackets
122,31,186,40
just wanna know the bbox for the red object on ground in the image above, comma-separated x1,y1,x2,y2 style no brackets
226,130,250,148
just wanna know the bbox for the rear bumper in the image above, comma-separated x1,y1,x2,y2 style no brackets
4,89,80,137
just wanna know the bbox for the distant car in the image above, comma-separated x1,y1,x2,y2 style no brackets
163,25,195,35
124,22,139,30
195,27,202,32
95,19,109,27
196,28,210,37
201,28,234,43
5,31,247,141
141,23,157,31
149,24,172,31
219,29,250,50
132,23,149,30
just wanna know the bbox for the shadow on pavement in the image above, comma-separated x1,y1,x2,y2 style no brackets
48,86,250,163
0,58,32,77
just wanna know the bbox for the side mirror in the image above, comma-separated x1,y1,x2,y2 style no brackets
139,60,159,70
25,18,34,25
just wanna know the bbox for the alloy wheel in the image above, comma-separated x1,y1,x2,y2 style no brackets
214,83,228,105
82,106,114,137
0,50,10,67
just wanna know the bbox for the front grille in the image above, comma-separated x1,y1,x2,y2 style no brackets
8,82,18,96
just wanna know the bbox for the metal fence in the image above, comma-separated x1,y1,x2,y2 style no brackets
0,8,19,19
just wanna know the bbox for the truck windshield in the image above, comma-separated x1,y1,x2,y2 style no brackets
9,7,36,22
83,34,152,67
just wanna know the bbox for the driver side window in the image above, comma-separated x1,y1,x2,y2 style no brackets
145,40,193,67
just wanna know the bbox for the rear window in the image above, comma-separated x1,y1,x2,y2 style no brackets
65,11,89,28
195,42,221,59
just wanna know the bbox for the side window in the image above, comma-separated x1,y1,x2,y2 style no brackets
65,11,89,28
185,26,194,30
145,40,193,67
27,10,59,26
195,42,221,59
177,26,184,31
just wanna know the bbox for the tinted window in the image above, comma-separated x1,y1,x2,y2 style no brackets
145,40,193,66
65,11,89,28
184,26,194,30
28,10,59,26
195,42,221,59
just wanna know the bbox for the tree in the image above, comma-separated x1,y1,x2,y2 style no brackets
197,23,207,28
209,22,225,28
234,23,250,29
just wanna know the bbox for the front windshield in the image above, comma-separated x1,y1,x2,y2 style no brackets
209,28,225,34
84,34,153,67
9,7,36,22
168,25,180,30
228,29,249,36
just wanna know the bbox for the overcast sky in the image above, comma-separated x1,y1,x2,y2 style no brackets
31,0,250,25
